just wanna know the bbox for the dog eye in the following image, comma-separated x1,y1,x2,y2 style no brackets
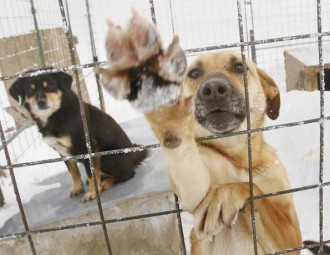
233,63,247,73
188,68,202,79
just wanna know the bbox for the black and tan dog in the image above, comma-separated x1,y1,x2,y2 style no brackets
97,11,302,254
9,69,148,202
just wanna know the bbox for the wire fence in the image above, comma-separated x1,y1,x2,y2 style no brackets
0,0,329,254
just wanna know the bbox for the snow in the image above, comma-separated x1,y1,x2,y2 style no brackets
0,129,66,229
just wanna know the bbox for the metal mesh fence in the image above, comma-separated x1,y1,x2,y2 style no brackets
0,0,329,254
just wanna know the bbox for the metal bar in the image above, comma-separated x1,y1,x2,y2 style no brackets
174,194,187,255
237,1,258,254
264,239,330,255
0,121,36,254
30,0,46,67
64,0,72,37
1,31,330,82
316,1,325,254
184,31,330,54
0,184,4,207
1,177,329,243
250,29,257,64
0,207,182,240
57,1,112,254
0,120,34,152
169,0,175,37
85,0,106,111
148,0,157,26
1,115,330,171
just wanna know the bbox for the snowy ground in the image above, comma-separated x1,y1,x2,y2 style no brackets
1,91,329,255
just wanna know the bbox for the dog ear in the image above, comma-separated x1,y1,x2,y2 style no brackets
256,67,281,120
9,78,26,104
52,71,73,90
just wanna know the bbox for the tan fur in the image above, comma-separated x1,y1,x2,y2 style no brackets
66,160,84,197
146,51,302,254
25,91,62,125
83,155,102,202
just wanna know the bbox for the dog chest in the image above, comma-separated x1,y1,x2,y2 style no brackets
43,135,72,157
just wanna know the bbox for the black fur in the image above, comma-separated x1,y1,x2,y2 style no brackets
9,68,148,189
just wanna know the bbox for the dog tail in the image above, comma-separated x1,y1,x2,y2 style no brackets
303,240,330,255
132,143,150,166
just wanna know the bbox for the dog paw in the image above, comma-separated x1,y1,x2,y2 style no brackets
193,184,251,241
70,183,84,197
97,9,187,113
82,191,96,202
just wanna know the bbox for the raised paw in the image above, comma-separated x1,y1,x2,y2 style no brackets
104,20,138,70
97,9,187,113
128,9,161,62
193,183,253,241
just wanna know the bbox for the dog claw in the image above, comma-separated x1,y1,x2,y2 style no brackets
105,19,137,69
158,36,187,83
82,191,96,202
128,8,161,62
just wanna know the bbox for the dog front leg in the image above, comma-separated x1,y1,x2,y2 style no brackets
65,159,84,197
82,156,102,202
193,183,302,254
98,10,210,211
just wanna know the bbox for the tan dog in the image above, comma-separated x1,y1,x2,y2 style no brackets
97,10,302,255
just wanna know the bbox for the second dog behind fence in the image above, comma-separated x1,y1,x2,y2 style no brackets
9,68,149,202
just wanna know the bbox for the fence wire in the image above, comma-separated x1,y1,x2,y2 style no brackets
0,0,329,254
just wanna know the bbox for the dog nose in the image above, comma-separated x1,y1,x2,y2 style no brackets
37,98,47,109
199,77,231,101
36,92,48,109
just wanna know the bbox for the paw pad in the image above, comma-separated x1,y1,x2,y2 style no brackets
98,10,187,113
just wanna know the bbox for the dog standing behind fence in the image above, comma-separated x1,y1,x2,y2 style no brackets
9,69,148,202
96,10,302,254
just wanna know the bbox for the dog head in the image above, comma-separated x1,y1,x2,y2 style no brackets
183,50,280,134
9,68,73,123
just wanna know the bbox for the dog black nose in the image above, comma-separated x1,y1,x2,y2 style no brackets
199,77,231,101
37,98,48,109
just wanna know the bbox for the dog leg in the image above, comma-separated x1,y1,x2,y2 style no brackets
193,183,301,254
99,11,209,211
101,177,115,190
82,156,102,202
65,160,84,197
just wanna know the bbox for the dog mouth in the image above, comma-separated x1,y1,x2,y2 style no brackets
37,104,50,110
195,101,246,134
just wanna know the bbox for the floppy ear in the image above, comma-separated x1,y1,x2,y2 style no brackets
9,78,26,103
52,71,73,90
256,67,281,120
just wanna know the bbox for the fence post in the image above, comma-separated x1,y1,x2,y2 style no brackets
0,184,4,207
30,0,46,67
85,0,106,111
250,29,257,64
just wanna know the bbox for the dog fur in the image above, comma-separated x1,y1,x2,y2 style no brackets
9,69,148,202
97,11,302,254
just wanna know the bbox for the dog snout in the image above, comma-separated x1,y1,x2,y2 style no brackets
36,93,48,109
199,77,231,101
